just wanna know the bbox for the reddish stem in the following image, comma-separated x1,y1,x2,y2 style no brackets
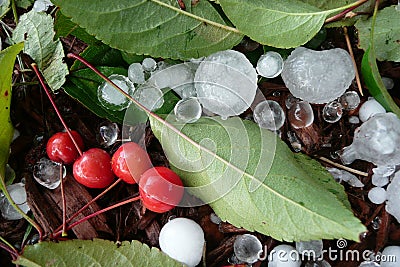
31,63,83,156
325,0,368,24
66,53,151,114
52,195,141,238
0,243,18,260
52,178,122,235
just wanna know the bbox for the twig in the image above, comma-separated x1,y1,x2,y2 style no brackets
325,0,368,24
317,156,369,177
60,163,67,237
344,27,364,96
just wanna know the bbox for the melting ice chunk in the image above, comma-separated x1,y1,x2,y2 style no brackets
340,113,400,166
359,98,386,122
268,244,302,267
0,183,30,220
340,91,360,111
128,63,145,85
256,51,284,78
33,158,66,189
368,187,387,204
381,246,400,267
281,47,355,104
133,84,164,111
285,94,301,109
174,97,202,123
234,234,262,264
99,121,119,147
348,116,360,124
98,74,135,111
296,240,323,259
142,58,157,72
327,168,364,187
371,165,395,187
322,100,343,123
288,101,314,129
33,0,53,12
386,172,400,223
253,100,285,131
194,50,258,117
358,262,380,267
149,63,195,98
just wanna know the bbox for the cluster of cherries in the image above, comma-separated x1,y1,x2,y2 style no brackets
46,130,184,213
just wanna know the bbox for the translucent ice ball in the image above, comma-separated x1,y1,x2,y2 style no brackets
194,50,257,118
281,47,355,104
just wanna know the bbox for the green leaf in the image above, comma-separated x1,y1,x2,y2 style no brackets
0,43,24,185
54,11,101,46
14,239,184,266
217,0,364,48
15,0,34,9
150,116,366,241
12,10,69,91
63,67,128,123
70,44,125,71
356,5,400,62
360,5,400,117
51,0,243,60
0,0,10,18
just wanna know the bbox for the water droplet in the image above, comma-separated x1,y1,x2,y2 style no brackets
233,234,263,264
339,91,360,110
99,122,119,147
142,58,157,72
98,74,135,111
256,51,284,78
253,100,285,131
371,216,381,230
33,158,66,189
322,100,343,123
288,101,314,129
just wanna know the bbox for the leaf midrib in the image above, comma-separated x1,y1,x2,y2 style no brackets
157,118,350,229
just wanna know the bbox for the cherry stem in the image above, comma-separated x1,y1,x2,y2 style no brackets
60,163,67,237
0,236,18,256
325,0,368,24
52,195,140,238
66,53,151,115
0,242,18,260
52,178,122,235
31,63,83,156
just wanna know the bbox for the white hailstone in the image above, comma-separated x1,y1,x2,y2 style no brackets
159,218,205,267
358,98,386,122
268,244,302,267
367,187,387,204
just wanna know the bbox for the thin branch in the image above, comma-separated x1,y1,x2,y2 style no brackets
325,0,368,24
344,27,364,96
317,156,369,177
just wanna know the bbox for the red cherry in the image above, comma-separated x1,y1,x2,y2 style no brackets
111,142,152,184
73,148,114,189
46,131,84,164
139,167,184,213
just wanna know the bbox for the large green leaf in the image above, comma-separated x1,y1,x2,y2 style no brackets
360,5,400,117
14,239,183,266
356,5,400,62
51,0,243,60
63,67,128,123
54,11,101,46
12,10,69,91
218,0,365,48
150,116,365,241
0,43,24,185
